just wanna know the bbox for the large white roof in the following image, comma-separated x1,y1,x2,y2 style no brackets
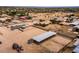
32,31,56,42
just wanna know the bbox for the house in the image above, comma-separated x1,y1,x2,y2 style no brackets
19,16,27,20
74,38,79,46
0,18,6,23
73,45,79,53
69,20,79,26
72,25,79,32
1,14,9,17
10,23,27,32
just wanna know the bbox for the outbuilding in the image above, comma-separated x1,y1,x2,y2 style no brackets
32,31,56,43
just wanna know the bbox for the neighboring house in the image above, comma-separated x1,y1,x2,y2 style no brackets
19,16,27,20
73,45,79,53
74,38,79,46
73,25,79,32
69,20,79,26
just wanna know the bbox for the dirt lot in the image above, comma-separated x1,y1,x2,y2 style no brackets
41,34,72,53
0,12,77,53
0,26,72,53
0,26,49,53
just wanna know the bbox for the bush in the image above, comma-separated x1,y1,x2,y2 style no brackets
27,16,32,19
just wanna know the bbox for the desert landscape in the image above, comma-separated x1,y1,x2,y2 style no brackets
0,7,79,53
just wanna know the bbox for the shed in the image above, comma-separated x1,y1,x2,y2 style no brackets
32,31,56,42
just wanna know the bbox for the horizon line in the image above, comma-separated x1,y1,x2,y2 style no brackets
0,6,79,8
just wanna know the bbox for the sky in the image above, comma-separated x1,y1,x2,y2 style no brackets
0,0,78,6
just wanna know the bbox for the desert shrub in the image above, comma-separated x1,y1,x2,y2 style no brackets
27,16,32,19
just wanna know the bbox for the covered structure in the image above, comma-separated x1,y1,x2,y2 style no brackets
72,25,79,32
73,45,79,53
69,20,79,26
74,39,79,46
32,31,56,43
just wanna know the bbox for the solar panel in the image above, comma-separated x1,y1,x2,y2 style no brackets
32,31,56,42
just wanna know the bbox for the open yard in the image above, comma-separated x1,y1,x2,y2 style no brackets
0,26,73,53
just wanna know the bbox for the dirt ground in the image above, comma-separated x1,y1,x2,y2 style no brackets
0,12,77,53
0,26,72,53
0,26,48,53
41,34,72,53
